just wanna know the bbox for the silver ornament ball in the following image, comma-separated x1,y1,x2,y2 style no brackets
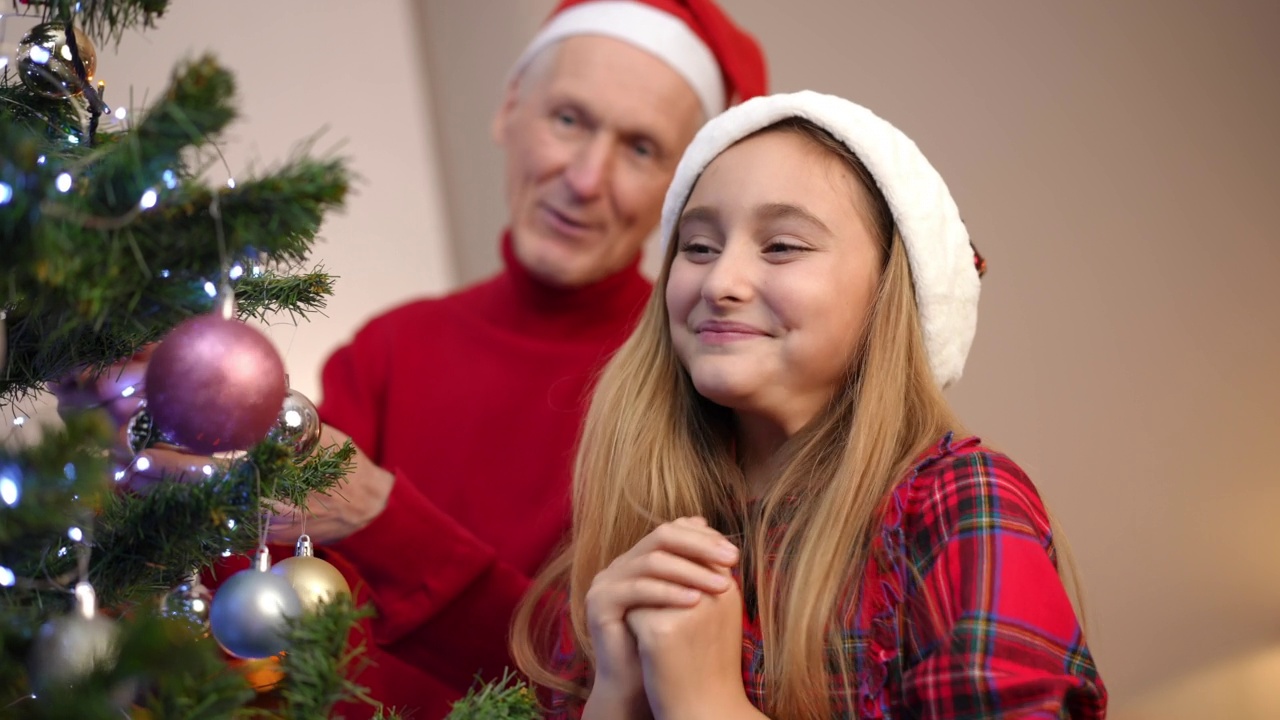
208,555,302,659
268,387,322,458
28,613,119,694
159,577,213,635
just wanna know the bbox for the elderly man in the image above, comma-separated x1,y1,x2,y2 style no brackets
80,1,767,715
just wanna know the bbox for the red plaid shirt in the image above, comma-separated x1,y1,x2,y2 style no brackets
545,434,1107,719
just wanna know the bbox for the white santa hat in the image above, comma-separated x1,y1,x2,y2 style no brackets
660,90,985,389
511,0,768,120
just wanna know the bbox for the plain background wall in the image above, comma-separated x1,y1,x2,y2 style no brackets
4,1,1279,715
419,0,1280,715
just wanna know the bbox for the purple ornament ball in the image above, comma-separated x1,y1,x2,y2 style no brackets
145,314,287,454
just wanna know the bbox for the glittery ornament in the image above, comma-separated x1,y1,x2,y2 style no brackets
158,572,212,635
269,535,351,614
28,583,119,693
145,315,286,455
208,549,301,659
267,386,321,458
125,406,159,455
16,23,97,99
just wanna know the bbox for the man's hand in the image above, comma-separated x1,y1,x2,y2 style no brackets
48,346,154,427
265,424,395,544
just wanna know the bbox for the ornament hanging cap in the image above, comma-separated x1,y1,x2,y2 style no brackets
511,0,768,119
73,581,97,619
253,546,272,572
294,534,315,558
660,90,983,389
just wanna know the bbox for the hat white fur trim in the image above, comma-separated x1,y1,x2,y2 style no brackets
660,90,980,388
513,1,725,120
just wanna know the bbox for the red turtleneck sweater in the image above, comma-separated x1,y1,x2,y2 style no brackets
315,233,651,717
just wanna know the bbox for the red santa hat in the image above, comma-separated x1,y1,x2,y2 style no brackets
661,91,984,389
511,0,768,119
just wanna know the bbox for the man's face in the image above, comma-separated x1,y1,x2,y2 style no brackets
494,35,704,287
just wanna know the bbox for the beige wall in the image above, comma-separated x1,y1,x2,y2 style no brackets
419,0,1280,714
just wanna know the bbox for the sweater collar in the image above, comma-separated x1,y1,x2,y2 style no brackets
480,230,652,343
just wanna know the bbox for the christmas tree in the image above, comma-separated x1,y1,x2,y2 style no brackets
0,1,539,717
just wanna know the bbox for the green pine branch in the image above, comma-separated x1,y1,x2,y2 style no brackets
0,11,428,719
444,670,543,720
233,267,334,325
19,0,171,46
0,75,86,142
276,597,402,720
0,56,350,405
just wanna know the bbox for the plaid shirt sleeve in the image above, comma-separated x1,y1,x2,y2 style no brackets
897,447,1107,719
543,602,589,720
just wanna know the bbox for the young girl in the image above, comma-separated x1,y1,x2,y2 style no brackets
512,91,1106,719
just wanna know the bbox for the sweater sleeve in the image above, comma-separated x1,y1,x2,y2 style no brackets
316,320,533,692
898,450,1107,720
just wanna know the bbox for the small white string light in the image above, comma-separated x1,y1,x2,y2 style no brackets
134,456,151,472
11,416,26,427
113,106,127,121
55,173,72,193
159,269,171,278
228,263,244,280
0,182,12,205
225,178,236,189
67,526,83,542
36,155,46,165
162,169,177,189
138,188,158,210
203,281,217,298
0,473,18,507
0,565,14,587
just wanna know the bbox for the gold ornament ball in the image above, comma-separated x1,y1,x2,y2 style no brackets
16,23,98,99
269,556,351,613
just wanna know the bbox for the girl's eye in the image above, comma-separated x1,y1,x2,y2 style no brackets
679,240,717,259
764,240,806,254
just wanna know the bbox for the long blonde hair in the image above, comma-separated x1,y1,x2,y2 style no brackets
514,118,970,718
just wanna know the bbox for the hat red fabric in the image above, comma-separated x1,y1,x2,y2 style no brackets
513,0,768,118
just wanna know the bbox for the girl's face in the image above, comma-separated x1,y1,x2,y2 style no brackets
666,130,884,436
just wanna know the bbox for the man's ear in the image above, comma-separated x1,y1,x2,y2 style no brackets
492,76,521,145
